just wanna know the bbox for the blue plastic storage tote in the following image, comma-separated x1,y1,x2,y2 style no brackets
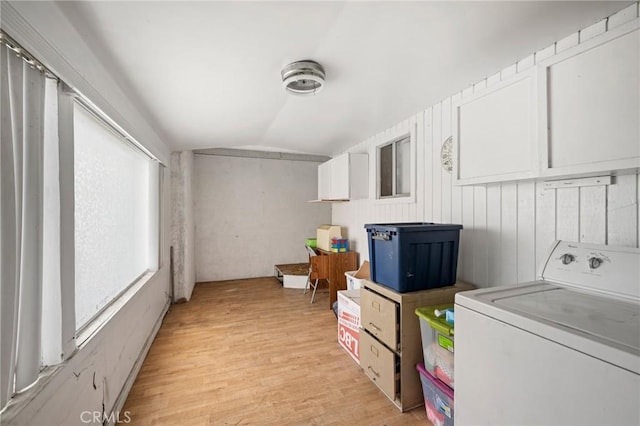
365,222,462,293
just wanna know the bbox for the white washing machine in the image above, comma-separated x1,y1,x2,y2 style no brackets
455,241,640,426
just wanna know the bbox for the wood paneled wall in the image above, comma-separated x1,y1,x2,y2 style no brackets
334,4,640,288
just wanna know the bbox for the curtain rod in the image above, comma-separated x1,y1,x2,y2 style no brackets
73,92,160,163
1,29,160,164
0,30,57,80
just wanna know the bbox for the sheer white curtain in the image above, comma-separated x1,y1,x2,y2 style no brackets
0,41,47,407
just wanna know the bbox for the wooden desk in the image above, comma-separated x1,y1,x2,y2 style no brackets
309,248,358,309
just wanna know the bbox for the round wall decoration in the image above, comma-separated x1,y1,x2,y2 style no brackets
440,136,453,173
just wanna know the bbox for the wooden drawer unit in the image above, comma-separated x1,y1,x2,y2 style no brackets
360,330,398,402
361,288,399,350
360,279,474,411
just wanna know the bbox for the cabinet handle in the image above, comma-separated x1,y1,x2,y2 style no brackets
368,366,380,377
369,322,381,332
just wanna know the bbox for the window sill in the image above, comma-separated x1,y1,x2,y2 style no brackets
374,193,415,205
76,270,159,347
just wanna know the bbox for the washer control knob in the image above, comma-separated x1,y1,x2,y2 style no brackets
589,257,603,270
561,254,575,265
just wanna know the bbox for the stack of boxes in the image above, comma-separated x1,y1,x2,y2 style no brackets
415,305,456,426
316,225,342,251
336,261,370,364
362,222,463,419
336,222,464,418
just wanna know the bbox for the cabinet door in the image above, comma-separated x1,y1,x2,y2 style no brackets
539,23,640,177
317,161,331,200
349,153,369,200
453,69,537,185
330,153,350,199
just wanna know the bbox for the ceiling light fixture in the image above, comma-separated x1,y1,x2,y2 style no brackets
281,60,325,95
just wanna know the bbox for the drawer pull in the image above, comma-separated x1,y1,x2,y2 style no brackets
369,345,379,357
368,322,381,332
368,366,380,377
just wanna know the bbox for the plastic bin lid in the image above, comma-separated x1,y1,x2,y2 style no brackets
364,222,463,232
415,305,455,336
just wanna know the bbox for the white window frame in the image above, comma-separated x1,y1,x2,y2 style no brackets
70,97,162,343
374,125,416,204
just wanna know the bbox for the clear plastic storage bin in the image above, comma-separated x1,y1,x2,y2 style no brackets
416,304,455,388
417,363,454,426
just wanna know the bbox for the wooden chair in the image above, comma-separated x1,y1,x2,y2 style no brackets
304,246,329,303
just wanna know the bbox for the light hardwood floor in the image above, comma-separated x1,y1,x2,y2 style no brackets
123,278,429,425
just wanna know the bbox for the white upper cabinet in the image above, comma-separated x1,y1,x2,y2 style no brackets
330,152,351,200
453,19,640,185
317,161,332,200
317,153,368,201
453,69,538,185
538,21,640,178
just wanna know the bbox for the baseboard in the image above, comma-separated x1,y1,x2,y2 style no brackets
108,299,171,425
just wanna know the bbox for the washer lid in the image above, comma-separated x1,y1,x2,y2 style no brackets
456,282,640,374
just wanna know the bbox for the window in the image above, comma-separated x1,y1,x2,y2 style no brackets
74,103,159,329
377,136,411,199
1,30,163,413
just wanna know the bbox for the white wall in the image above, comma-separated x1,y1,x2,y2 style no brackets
1,2,172,424
333,4,640,288
194,154,331,282
170,151,196,302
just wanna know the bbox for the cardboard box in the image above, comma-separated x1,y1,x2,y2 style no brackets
317,225,342,251
337,289,361,364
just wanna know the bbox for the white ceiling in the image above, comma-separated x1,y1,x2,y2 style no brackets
57,1,630,156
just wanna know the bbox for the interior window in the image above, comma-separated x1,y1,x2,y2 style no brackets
378,136,411,199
